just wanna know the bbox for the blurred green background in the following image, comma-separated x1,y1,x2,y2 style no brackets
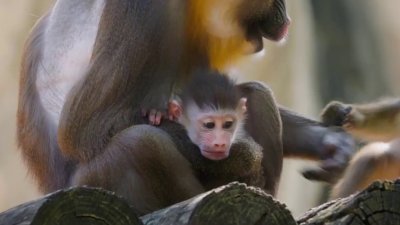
0,0,399,217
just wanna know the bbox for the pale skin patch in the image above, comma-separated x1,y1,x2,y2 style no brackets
36,0,105,124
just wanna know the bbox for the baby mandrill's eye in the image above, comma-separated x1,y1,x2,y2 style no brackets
203,122,215,129
223,121,234,129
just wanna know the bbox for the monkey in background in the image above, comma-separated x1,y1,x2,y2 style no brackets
319,99,400,199
321,99,400,141
18,0,355,214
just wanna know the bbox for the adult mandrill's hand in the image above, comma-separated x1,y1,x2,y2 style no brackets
302,127,356,184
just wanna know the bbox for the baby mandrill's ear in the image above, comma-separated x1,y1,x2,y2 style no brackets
168,100,183,120
237,97,247,114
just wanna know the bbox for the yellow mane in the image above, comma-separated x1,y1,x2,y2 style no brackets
186,0,248,70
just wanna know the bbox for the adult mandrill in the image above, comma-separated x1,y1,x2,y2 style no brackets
18,0,354,215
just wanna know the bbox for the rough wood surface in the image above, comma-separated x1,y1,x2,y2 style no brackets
141,182,296,225
2,180,400,225
298,179,400,225
0,187,143,225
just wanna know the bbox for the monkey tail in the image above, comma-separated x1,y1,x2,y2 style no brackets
17,14,75,193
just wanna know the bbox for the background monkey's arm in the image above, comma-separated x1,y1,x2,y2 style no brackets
321,99,400,141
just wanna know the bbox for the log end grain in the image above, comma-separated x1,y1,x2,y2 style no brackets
142,182,297,225
297,179,400,225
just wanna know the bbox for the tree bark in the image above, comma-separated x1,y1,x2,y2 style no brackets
2,180,400,225
0,187,143,225
0,182,297,225
141,182,296,225
298,179,400,225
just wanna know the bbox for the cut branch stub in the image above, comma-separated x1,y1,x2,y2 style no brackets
0,186,143,225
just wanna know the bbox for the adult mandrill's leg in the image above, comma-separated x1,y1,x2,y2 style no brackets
237,81,356,188
72,125,204,215
237,82,283,195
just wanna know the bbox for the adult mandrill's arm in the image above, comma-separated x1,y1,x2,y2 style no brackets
279,107,356,183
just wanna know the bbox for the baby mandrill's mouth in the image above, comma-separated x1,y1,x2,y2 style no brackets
202,149,229,161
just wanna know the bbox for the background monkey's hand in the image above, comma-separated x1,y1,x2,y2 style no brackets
302,127,356,184
342,108,365,130
320,100,368,131
321,101,353,127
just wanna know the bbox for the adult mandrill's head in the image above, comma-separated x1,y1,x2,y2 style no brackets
186,0,290,69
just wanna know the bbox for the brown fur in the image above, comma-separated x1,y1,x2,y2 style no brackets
17,13,76,192
171,72,266,193
18,0,354,215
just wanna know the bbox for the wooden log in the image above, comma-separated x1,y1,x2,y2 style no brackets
141,182,297,225
0,187,143,225
298,179,400,225
5,180,399,225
